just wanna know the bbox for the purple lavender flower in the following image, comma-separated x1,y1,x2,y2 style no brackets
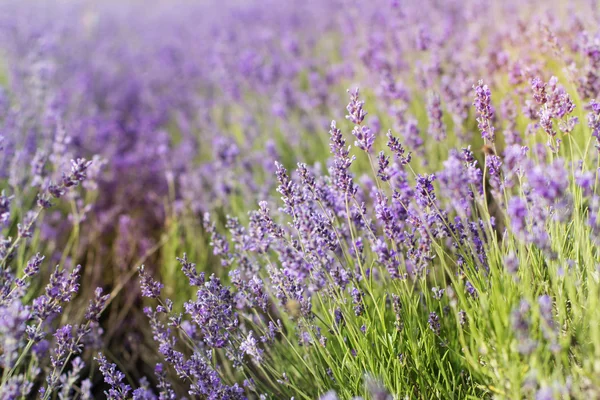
62,158,93,188
240,331,264,364
527,159,569,204
23,253,44,278
46,325,77,391
345,88,367,125
0,301,31,368
351,286,364,316
486,155,503,191
588,100,600,149
415,174,437,208
531,77,548,104
138,265,163,299
177,253,205,286
373,239,400,279
334,308,344,327
96,353,132,400
3,375,33,399
275,161,300,213
184,274,238,348
132,377,157,400
465,281,478,298
428,312,441,335
473,80,495,142
403,118,424,157
352,125,375,153
32,264,81,320
153,363,176,400
458,310,467,326
546,76,575,119
386,130,411,165
539,106,556,137
431,287,444,300
377,151,390,181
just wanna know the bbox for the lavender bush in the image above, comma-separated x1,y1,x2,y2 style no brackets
0,132,110,397
1,0,600,398
136,81,599,398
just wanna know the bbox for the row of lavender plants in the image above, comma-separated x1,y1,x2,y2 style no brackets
1,0,600,398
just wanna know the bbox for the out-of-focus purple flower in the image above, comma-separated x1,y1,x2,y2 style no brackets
527,159,569,204
373,239,400,279
504,252,519,275
427,92,446,141
0,301,31,369
365,375,393,400
2,375,33,399
319,391,339,400
538,295,559,349
85,288,110,323
575,170,595,196
536,386,554,400
132,377,157,400
507,197,528,238
0,191,12,228
511,300,537,355
351,286,364,316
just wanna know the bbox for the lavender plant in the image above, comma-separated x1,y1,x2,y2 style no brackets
131,73,600,398
0,132,111,397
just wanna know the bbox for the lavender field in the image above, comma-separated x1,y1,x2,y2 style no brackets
1,0,599,398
